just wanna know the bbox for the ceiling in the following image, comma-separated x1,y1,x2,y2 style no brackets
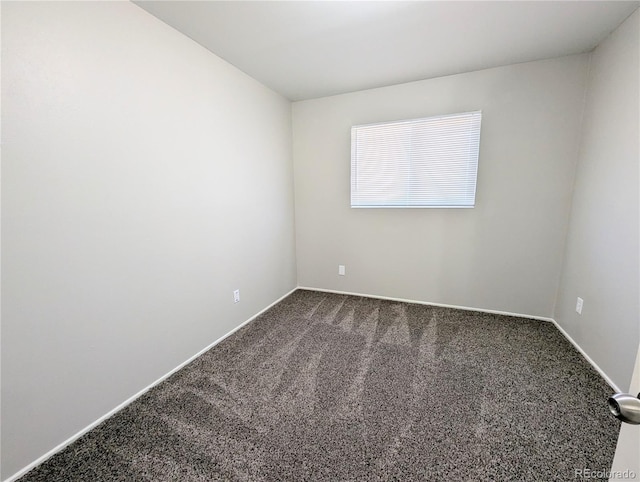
134,1,639,101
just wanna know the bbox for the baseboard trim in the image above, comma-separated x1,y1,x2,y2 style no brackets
548,318,621,393
4,287,298,482
297,286,555,322
298,286,620,393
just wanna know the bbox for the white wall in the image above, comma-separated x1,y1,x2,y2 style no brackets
1,2,296,479
554,10,639,391
293,55,589,318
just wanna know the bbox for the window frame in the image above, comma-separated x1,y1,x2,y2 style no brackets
350,110,482,209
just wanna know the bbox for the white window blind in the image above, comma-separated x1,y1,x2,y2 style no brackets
351,110,482,208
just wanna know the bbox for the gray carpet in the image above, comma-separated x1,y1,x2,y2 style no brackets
19,290,620,481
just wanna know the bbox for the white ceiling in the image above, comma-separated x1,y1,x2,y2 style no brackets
134,1,639,101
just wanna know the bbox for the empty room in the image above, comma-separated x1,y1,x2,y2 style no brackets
2,1,639,480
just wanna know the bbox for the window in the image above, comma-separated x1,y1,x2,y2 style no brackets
351,110,482,208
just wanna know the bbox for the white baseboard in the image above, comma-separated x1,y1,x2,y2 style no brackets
549,318,621,392
4,287,298,482
297,286,555,322
298,286,620,392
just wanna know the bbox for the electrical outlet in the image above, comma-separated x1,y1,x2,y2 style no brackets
338,265,345,276
576,297,583,315
234,289,240,303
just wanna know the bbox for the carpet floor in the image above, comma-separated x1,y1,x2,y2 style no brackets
19,290,620,481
